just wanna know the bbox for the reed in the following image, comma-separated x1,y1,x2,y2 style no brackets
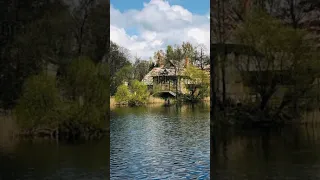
110,96,165,109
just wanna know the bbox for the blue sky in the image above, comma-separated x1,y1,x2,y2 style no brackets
110,0,210,61
111,0,209,16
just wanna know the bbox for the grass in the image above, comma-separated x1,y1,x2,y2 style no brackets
0,113,18,151
110,96,165,110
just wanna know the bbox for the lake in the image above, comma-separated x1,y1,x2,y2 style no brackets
110,104,210,179
212,110,320,180
0,115,109,180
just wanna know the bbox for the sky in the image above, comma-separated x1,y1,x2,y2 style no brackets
110,0,210,61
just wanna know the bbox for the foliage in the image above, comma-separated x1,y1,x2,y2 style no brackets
234,9,319,117
15,73,61,130
61,57,109,125
184,65,210,102
114,80,149,106
0,0,109,110
129,80,150,106
109,41,131,95
133,59,152,81
62,56,96,99
115,84,131,103
15,57,109,139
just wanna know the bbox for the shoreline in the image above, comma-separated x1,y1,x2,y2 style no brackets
110,96,210,110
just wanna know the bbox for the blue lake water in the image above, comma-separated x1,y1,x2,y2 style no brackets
110,104,210,179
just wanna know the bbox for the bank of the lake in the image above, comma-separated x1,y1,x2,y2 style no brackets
110,96,210,110
110,104,210,179
110,96,165,110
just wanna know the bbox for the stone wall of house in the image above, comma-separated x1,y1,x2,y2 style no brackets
214,54,252,102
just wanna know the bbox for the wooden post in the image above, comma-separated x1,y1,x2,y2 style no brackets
175,67,178,100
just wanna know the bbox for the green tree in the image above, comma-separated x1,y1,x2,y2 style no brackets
129,80,150,106
133,58,150,81
15,73,61,130
109,41,132,95
114,80,149,106
60,57,109,134
184,65,210,102
165,45,174,63
62,56,96,100
234,9,319,117
112,64,134,95
182,42,194,62
115,84,131,104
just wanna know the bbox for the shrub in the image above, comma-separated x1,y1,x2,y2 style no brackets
129,80,149,106
115,84,131,104
15,57,109,140
60,57,109,129
15,73,61,130
114,80,149,106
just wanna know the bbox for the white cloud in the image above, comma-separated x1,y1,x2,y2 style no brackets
110,0,209,61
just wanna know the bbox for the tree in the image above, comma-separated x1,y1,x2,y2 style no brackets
15,73,61,130
86,0,109,63
234,10,318,116
115,84,131,104
0,0,69,110
212,0,237,108
112,64,134,95
114,80,149,106
194,44,210,69
59,56,109,134
129,80,150,106
133,58,150,81
181,42,194,63
184,65,210,102
165,45,174,64
109,41,131,95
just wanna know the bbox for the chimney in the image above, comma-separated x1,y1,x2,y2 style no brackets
158,56,164,68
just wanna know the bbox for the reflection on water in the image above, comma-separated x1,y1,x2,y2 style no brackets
110,104,210,179
0,115,109,180
212,111,320,180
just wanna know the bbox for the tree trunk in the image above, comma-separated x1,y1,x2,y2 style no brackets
221,59,226,108
260,92,273,110
289,0,298,29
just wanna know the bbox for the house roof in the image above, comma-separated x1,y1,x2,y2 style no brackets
141,67,188,86
142,59,210,85
212,43,264,57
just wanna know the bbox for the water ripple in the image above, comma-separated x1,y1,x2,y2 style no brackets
110,105,210,179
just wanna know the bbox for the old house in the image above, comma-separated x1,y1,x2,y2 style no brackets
142,58,210,98
213,43,320,106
